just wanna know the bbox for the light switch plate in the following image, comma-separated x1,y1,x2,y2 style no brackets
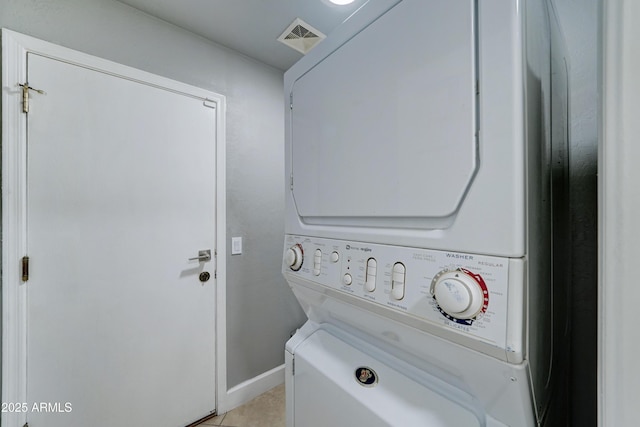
232,237,243,255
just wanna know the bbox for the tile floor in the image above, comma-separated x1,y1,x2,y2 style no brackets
196,384,285,427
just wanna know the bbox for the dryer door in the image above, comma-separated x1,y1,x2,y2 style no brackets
290,0,477,228
290,329,482,426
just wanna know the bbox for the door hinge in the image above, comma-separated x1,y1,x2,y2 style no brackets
22,256,30,282
292,358,295,376
290,174,294,190
290,93,293,110
18,83,45,113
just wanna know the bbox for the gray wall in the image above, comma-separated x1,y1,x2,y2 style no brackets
0,0,305,390
551,1,600,425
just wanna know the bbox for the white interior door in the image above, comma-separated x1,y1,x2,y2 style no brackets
25,52,217,427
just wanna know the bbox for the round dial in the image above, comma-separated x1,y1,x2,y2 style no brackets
285,244,304,271
430,269,488,320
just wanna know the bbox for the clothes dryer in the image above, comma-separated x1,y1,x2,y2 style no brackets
283,0,569,425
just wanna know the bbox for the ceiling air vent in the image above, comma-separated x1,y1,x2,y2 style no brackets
278,18,326,54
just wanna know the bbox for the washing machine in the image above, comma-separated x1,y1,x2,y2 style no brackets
282,0,569,426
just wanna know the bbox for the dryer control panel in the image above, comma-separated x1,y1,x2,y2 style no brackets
283,235,522,353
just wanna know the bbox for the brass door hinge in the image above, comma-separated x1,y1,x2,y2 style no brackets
18,83,45,113
22,256,29,282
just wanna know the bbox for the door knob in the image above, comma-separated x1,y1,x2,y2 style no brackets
189,249,211,262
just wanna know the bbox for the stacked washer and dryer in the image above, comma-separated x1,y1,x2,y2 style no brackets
282,0,569,426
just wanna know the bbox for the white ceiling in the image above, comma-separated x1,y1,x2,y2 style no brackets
117,0,368,70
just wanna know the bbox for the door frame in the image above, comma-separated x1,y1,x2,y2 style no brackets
600,1,640,425
1,29,228,427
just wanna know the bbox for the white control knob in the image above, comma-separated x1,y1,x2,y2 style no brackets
391,262,406,300
285,244,304,271
343,274,353,286
431,270,485,319
330,251,340,263
365,258,377,292
313,249,322,276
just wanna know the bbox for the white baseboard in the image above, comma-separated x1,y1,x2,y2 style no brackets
219,364,285,414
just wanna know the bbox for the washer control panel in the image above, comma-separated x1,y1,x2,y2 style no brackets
283,235,516,349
